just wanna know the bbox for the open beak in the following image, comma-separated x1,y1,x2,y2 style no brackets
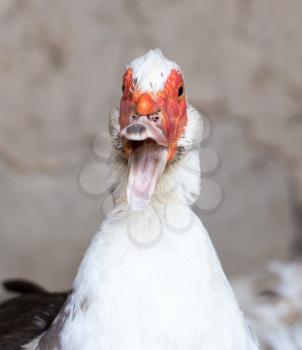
119,116,168,211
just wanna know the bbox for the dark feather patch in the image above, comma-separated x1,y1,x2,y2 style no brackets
3,279,47,295
0,280,68,350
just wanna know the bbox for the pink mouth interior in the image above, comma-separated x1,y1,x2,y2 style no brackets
127,141,168,211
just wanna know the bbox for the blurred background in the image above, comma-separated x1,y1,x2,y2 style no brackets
0,0,301,291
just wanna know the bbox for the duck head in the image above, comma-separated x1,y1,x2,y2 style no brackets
110,49,202,211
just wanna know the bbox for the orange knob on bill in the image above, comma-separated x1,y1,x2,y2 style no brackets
136,93,156,115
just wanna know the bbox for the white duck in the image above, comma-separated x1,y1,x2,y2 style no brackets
1,49,259,350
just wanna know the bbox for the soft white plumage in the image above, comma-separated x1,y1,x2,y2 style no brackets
24,49,259,350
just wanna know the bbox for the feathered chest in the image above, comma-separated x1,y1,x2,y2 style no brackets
36,204,258,350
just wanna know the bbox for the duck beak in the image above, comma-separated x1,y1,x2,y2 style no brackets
119,116,168,211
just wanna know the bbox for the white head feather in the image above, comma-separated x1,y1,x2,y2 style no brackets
128,49,181,93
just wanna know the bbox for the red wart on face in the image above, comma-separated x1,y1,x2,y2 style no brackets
158,69,187,160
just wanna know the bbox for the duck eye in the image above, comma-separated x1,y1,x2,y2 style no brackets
178,85,184,97
122,84,125,93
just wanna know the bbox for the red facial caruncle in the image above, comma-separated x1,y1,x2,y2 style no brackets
119,68,187,161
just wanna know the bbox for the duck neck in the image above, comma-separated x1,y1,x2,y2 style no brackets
109,147,202,209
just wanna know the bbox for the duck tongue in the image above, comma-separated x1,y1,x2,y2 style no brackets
127,142,168,211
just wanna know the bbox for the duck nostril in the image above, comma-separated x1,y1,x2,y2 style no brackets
152,116,160,123
126,124,146,135
130,115,139,121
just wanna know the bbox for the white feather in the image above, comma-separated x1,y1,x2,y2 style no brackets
57,201,258,350
128,49,180,93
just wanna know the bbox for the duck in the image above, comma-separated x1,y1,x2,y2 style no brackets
0,49,259,350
